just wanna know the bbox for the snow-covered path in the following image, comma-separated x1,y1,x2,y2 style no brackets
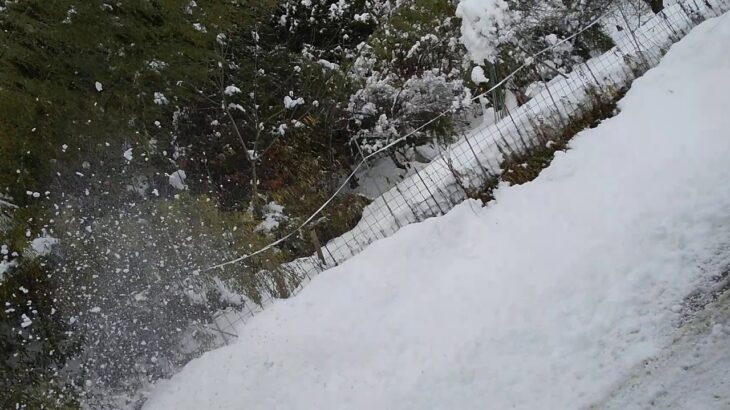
144,14,730,410
600,288,730,409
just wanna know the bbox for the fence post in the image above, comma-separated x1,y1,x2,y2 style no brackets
617,6,651,70
531,56,569,130
309,228,326,266
395,183,421,222
463,131,495,182
500,108,524,152
374,179,403,230
581,60,603,90
322,242,339,266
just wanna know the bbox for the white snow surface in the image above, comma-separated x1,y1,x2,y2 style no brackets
284,95,305,109
30,235,59,256
224,85,242,96
255,201,288,234
456,0,513,64
599,288,730,409
168,170,187,190
145,13,730,410
470,66,489,85
0,260,15,282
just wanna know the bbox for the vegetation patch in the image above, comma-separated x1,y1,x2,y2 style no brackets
501,88,625,186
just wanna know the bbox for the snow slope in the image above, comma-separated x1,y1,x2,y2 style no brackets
144,13,730,410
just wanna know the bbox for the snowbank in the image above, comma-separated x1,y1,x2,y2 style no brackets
144,11,730,409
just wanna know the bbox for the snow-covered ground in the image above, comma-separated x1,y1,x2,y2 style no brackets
600,288,730,409
144,13,730,410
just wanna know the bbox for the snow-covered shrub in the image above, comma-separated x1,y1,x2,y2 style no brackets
457,0,614,111
347,0,472,161
456,0,515,65
348,66,471,155
458,0,614,65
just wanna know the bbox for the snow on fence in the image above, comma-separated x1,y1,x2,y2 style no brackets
204,0,730,340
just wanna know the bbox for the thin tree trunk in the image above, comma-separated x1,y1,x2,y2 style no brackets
251,159,260,216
